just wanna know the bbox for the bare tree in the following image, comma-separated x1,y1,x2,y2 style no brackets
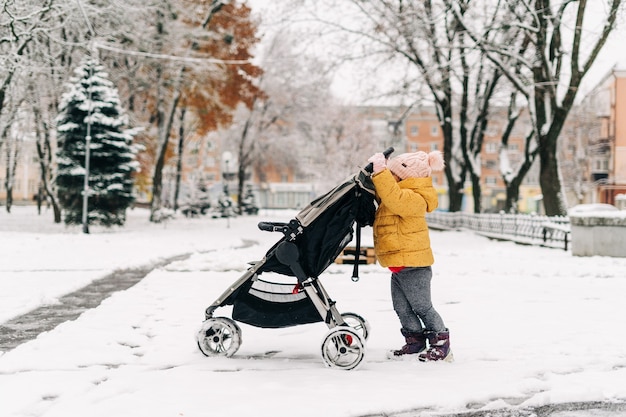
292,0,528,212
0,0,56,132
220,28,379,210
449,0,624,215
101,0,262,222
0,0,146,221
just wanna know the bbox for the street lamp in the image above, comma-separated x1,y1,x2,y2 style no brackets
76,0,96,234
81,104,92,234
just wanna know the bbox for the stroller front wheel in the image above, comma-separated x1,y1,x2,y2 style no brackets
196,317,242,357
321,327,366,370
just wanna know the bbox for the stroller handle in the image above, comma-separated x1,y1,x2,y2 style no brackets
364,147,395,173
258,219,304,239
258,221,288,232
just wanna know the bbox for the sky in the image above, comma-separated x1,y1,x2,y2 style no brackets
247,0,626,103
1,205,625,417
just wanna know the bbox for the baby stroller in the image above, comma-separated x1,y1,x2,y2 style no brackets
196,148,394,370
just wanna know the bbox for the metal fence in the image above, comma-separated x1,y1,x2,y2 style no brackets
426,211,571,251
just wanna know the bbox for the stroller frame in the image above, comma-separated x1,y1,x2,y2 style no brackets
204,222,356,331
196,148,394,370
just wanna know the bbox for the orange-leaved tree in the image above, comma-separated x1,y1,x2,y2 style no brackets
114,0,263,221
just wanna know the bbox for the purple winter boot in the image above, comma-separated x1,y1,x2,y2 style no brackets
418,329,454,362
388,329,427,359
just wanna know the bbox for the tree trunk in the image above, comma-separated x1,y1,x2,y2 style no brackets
504,167,526,213
4,137,19,213
505,184,520,213
538,133,566,216
470,173,481,213
173,107,186,212
33,108,62,223
4,186,12,213
237,165,245,214
440,100,465,212
235,107,255,214
150,63,182,222
446,174,465,212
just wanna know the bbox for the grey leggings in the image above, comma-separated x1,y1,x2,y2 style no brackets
391,266,446,333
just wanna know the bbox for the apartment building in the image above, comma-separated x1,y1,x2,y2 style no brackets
392,105,540,213
568,65,626,206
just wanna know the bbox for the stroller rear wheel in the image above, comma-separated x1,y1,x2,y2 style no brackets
321,327,365,370
197,317,242,357
340,312,370,341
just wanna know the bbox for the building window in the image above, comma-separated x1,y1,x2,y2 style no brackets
409,142,418,152
485,176,497,185
430,143,439,151
430,125,438,136
485,160,497,170
410,126,419,136
486,142,498,154
594,159,609,171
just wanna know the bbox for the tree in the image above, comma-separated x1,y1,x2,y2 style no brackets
220,28,379,209
175,0,263,215
449,0,623,215
107,0,262,222
1,0,63,217
0,0,56,131
293,0,518,212
55,58,139,228
0,0,150,222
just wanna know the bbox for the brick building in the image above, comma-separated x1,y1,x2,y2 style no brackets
11,93,626,213
361,105,540,213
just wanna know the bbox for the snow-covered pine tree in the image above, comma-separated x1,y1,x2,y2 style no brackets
55,58,140,227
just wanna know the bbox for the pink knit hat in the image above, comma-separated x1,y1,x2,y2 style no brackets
387,151,445,179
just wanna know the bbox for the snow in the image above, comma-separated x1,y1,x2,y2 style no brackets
1,205,626,417
568,204,624,217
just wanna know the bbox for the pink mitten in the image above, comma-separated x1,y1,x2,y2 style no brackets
368,152,386,174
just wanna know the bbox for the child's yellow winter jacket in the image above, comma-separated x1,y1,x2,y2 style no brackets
371,169,439,268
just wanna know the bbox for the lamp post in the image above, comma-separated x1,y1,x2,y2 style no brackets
76,0,96,234
81,113,92,234
80,55,96,234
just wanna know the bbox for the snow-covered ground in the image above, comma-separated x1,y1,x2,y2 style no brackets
1,205,625,417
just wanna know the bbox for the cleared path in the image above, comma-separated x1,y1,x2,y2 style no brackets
0,253,191,352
